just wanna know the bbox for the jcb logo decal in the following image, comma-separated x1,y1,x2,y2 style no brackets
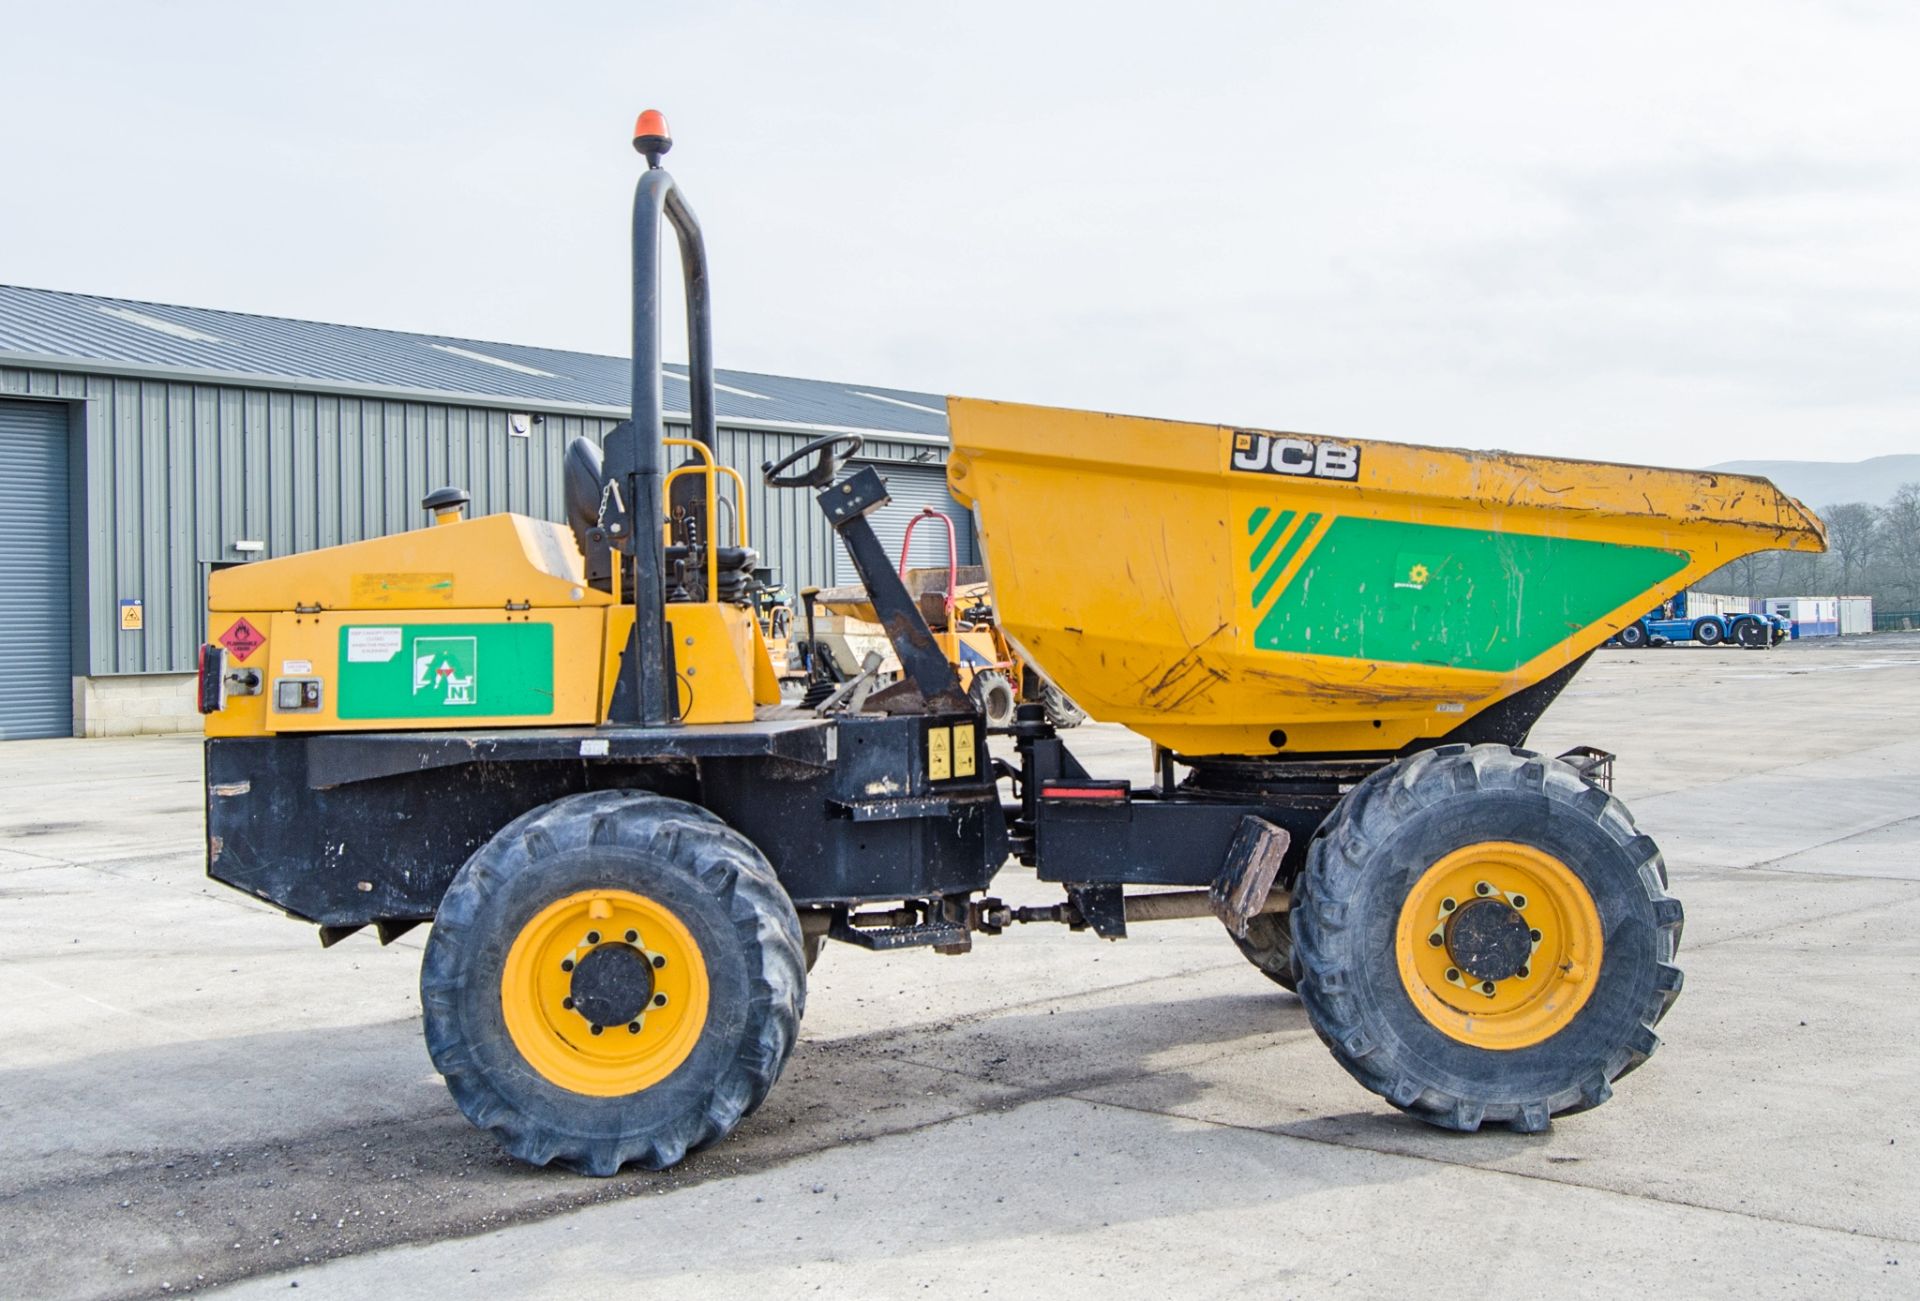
1230,431,1360,481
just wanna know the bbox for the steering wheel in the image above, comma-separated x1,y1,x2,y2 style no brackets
762,433,864,489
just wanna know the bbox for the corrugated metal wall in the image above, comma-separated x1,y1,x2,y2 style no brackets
832,461,979,584
0,364,947,678
698,426,956,598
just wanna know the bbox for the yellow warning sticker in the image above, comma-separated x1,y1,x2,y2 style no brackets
952,723,977,778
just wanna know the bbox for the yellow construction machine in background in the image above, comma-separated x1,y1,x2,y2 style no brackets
795,507,1083,727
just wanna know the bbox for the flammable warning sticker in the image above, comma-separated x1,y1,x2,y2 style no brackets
336,623,555,719
218,617,266,662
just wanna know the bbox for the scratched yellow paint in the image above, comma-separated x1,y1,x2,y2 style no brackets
945,397,1826,758
211,515,608,613
349,572,457,605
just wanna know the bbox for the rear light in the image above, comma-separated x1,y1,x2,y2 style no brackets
197,643,227,714
1039,781,1131,801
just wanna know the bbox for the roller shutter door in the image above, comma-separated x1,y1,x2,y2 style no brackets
0,402,72,739
833,460,978,584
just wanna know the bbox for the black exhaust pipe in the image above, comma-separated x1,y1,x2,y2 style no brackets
604,110,716,727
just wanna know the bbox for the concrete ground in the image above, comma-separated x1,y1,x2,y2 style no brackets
2,635,1917,1299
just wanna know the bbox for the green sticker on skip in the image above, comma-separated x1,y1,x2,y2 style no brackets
337,623,555,719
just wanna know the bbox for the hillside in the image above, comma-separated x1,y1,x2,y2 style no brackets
1706,455,1920,507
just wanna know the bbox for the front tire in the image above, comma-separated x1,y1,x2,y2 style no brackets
421,791,805,1175
1291,744,1682,1133
1616,622,1648,649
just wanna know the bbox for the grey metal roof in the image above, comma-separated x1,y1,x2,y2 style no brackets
0,283,950,441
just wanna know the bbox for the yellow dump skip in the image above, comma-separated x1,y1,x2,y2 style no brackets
946,398,1824,758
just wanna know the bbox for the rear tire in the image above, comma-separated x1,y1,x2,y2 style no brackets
1232,911,1298,992
1616,622,1648,649
1693,619,1723,646
421,791,805,1175
1291,744,1682,1134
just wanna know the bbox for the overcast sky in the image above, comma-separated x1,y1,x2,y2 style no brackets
4,1,1916,467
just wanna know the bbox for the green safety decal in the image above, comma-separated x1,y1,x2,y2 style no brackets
1247,513,1686,672
337,623,556,719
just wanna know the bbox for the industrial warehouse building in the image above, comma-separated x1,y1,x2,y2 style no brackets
0,285,972,740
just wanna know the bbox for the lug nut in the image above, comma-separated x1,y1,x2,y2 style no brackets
562,997,574,1010
1518,965,1531,979
590,1024,603,1036
651,954,666,969
652,993,668,1008
560,958,574,972
1475,882,1492,896
1530,928,1542,942
625,929,638,943
1427,933,1444,947
627,1022,641,1034
586,931,601,945
1445,968,1460,982
1481,980,1496,994
1511,894,1527,909
1441,898,1456,912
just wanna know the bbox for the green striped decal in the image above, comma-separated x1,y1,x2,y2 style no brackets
1248,511,1321,609
1246,512,1687,673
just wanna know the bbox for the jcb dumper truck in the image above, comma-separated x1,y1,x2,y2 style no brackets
198,114,1826,1174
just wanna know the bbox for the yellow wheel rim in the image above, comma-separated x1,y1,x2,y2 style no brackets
1395,842,1603,1051
501,889,709,1096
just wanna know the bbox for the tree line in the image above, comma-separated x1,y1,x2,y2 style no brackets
1698,482,1920,618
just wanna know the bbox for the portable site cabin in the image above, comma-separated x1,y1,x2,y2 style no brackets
1838,596,1875,636
1759,596,1840,638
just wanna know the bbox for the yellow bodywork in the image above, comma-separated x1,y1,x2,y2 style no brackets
206,510,778,737
946,398,1825,758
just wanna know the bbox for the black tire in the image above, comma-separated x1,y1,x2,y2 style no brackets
1040,682,1088,729
1021,665,1088,729
1616,622,1648,649
1291,744,1683,1134
1735,618,1768,649
1693,619,1723,646
1232,911,1298,992
420,790,805,1175
969,669,1017,728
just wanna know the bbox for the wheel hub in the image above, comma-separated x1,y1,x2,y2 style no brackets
1394,841,1604,1050
500,889,708,1096
1445,898,1533,982
568,942,656,1029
